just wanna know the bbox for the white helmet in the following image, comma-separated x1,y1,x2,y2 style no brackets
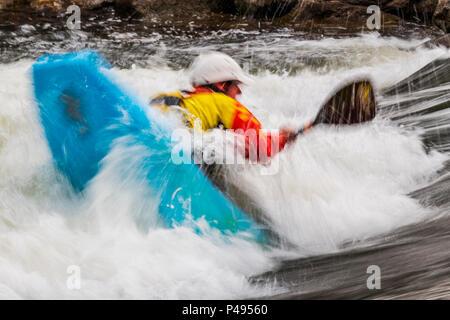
189,51,252,86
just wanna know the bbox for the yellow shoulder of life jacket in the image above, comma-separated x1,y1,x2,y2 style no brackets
150,91,238,131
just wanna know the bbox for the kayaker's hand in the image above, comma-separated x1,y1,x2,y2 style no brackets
282,121,313,144
280,126,297,144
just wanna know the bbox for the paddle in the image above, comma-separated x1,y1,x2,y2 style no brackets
288,80,377,141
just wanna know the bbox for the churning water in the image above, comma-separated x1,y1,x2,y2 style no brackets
1,24,449,298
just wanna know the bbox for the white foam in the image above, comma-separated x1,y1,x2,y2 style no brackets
0,35,448,298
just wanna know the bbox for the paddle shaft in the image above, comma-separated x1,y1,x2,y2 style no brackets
287,79,377,143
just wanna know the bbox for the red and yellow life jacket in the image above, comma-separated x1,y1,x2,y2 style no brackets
151,86,288,159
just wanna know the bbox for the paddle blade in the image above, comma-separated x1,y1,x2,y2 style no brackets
313,80,376,125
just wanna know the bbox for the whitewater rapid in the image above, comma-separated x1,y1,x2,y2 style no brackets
0,33,449,298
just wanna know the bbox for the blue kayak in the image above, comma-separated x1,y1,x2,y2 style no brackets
32,50,267,243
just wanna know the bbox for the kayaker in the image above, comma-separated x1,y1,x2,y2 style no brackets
150,51,297,161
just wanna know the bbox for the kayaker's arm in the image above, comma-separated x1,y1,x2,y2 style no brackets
222,100,295,160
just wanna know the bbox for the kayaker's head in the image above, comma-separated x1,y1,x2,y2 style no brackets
189,51,252,99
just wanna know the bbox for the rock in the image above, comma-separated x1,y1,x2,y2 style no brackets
73,0,114,10
208,0,237,14
385,0,410,10
0,0,15,9
382,0,449,32
413,0,438,24
114,0,233,27
432,0,449,32
284,0,450,33
114,0,146,18
114,0,135,17
5,0,112,11
286,0,402,32
1,0,448,35
30,0,64,11
114,0,182,18
234,0,298,18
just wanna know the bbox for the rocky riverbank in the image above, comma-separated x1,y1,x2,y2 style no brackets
0,0,448,37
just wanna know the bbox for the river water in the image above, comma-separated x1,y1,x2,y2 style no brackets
1,17,449,299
